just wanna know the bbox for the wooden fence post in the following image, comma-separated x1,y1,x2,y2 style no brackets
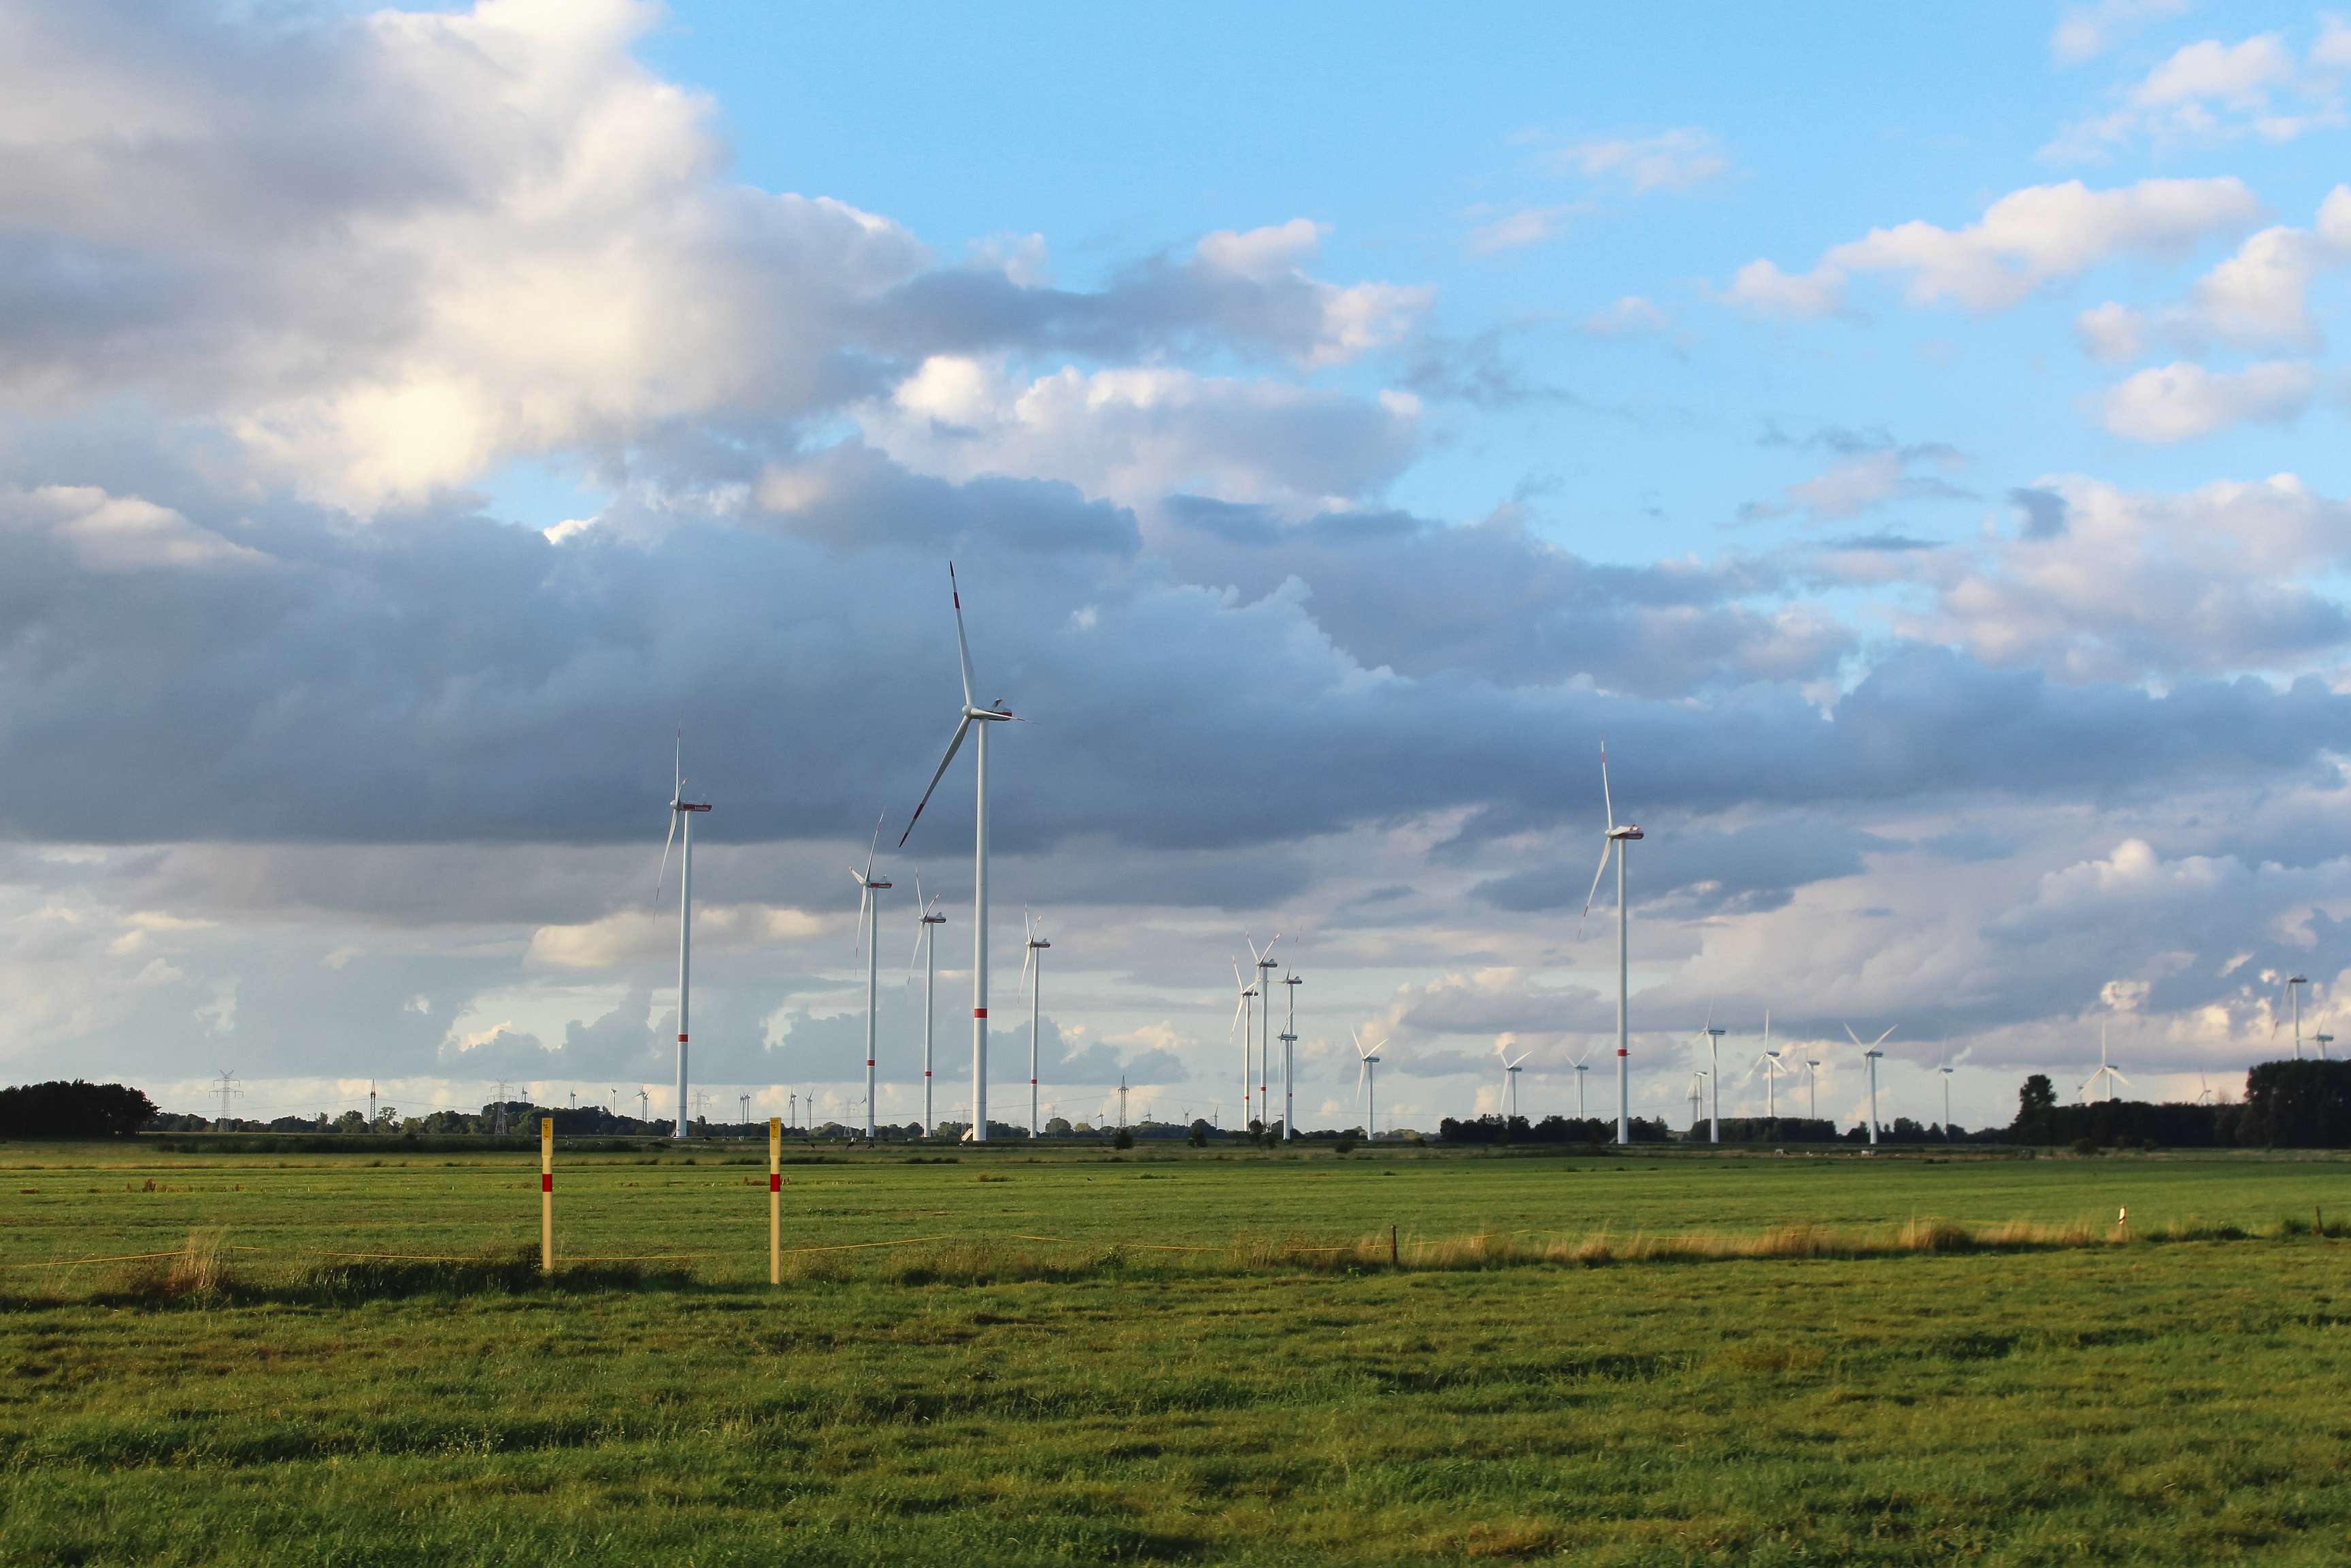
769,1117,783,1284
541,1118,554,1273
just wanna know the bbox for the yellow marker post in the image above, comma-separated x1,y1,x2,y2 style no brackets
541,1117,554,1273
769,1116,782,1284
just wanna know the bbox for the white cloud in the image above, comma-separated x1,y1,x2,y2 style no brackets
1540,128,1729,192
2046,28,2349,158
1729,178,2259,318
2051,0,2190,65
2099,360,2317,443
2075,301,2146,362
2179,225,2324,350
846,356,1420,511
1897,473,2351,682
1467,205,1575,254
6,486,271,572
1722,258,1846,319
528,905,827,969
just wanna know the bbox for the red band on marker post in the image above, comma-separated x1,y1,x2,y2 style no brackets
542,1173,552,1192
769,1173,781,1192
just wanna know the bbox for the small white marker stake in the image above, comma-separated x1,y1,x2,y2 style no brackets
769,1116,783,1285
541,1118,554,1273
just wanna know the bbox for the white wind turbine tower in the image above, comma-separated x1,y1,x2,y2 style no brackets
1353,1027,1387,1136
1499,1045,1529,1121
1846,1024,1894,1145
656,731,713,1141
1804,1054,1821,1120
899,563,1018,1142
1252,937,1281,1127
1697,1005,1724,1144
849,818,891,1141
1280,972,1303,1139
2280,974,2310,1059
2080,1022,2129,1103
1579,742,1645,1144
910,880,947,1134
1020,913,1050,1135
2318,1031,2335,1061
1939,1063,1954,1129
1686,1070,1705,1131
1569,1048,1592,1120
1229,958,1259,1127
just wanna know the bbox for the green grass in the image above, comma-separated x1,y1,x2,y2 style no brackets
3,1141,2349,1564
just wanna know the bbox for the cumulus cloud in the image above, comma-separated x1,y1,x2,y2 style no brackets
1896,473,2351,682
2046,27,2351,159
1466,205,1577,254
1727,178,2261,317
2099,360,2317,443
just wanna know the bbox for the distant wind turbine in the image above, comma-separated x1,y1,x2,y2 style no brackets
1846,1024,1895,1146
850,816,891,1141
656,731,713,1141
1252,937,1281,1127
1280,971,1303,1140
2318,1031,2335,1062
1580,742,1645,1144
1353,1027,1387,1135
1229,958,1259,1127
1697,1005,1724,1144
1939,1063,1954,1130
910,879,947,1134
1499,1044,1529,1121
1569,1048,1592,1120
2080,1022,2128,1104
1020,912,1050,1136
899,563,1018,1142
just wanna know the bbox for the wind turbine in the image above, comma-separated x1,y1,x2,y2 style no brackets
1230,958,1259,1128
1697,1005,1724,1144
2318,1032,2335,1062
1938,1063,1954,1130
1280,972,1303,1140
2281,975,2310,1059
899,563,1017,1143
1580,742,1644,1144
1686,1070,1705,1131
910,880,947,1135
1353,1027,1387,1136
850,817,891,1141
1751,1044,1791,1120
1020,913,1050,1136
2081,1022,2129,1103
1846,1024,1894,1146
1252,936,1281,1127
1804,1056,1821,1120
1569,1048,1592,1120
1499,1045,1529,1121
656,731,713,1141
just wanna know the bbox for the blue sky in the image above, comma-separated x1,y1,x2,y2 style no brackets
5,0,2351,1133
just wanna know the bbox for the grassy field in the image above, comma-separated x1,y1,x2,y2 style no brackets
3,1139,2349,1564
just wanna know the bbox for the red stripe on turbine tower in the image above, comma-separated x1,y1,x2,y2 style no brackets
974,1007,988,1018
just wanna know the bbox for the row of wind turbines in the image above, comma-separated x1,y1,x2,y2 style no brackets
648,574,2295,1146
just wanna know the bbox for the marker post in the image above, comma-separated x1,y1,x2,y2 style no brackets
540,1118,554,1273
768,1116,782,1284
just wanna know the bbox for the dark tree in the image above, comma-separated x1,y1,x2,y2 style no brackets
2014,1074,2058,1143
0,1081,158,1139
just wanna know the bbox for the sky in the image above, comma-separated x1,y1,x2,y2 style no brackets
5,0,2351,1133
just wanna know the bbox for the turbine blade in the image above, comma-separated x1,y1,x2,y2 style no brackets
948,562,976,712
899,715,973,848
1577,841,1612,935
864,812,883,886
1705,998,1714,1031
1844,1024,1865,1050
1599,740,1614,831
674,725,682,796
656,810,679,902
1873,1027,1897,1048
